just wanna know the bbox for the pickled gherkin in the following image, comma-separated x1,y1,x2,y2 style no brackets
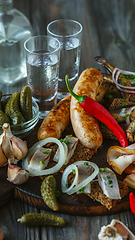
5,92,26,125
17,212,65,227
41,175,59,211
20,86,33,121
0,91,10,125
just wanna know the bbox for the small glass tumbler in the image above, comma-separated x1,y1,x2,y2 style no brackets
24,35,60,119
47,19,82,100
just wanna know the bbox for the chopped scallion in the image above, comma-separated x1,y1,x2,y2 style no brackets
40,160,45,164
42,150,50,154
84,162,89,165
72,169,76,174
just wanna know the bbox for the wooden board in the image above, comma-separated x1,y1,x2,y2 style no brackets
0,120,132,216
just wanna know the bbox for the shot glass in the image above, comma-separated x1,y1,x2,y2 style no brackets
24,35,60,119
47,19,82,100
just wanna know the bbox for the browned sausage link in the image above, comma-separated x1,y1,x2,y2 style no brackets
37,95,71,141
70,68,103,150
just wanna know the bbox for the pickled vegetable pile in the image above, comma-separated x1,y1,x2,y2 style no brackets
0,86,33,125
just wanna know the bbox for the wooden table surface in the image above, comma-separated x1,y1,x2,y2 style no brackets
1,0,135,239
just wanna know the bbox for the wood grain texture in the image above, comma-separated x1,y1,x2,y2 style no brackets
1,0,135,239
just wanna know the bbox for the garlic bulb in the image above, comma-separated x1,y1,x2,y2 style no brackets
98,219,135,240
7,163,29,185
98,225,123,240
0,123,28,167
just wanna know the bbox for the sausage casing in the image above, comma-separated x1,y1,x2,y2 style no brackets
37,95,71,141
70,68,103,150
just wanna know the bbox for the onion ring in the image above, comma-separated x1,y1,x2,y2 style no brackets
22,137,68,176
125,106,135,125
61,161,99,195
112,67,135,93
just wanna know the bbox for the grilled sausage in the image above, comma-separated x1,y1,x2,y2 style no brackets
37,95,71,141
70,68,103,150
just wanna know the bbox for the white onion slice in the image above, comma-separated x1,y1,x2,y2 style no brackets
125,106,135,125
22,137,68,176
112,67,135,93
61,164,79,194
61,161,99,195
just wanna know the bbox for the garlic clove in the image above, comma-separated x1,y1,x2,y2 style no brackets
2,123,28,161
7,163,29,185
11,137,28,160
0,144,8,167
110,219,135,240
98,225,122,240
1,134,15,162
114,222,128,240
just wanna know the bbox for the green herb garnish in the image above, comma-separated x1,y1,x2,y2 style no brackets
72,169,76,174
108,179,113,184
122,102,128,106
79,187,84,193
67,134,73,138
108,90,114,94
105,94,113,99
42,150,50,154
115,156,119,159
64,140,70,145
124,114,130,119
122,82,127,86
121,73,129,79
40,160,45,164
130,74,135,79
84,162,89,165
99,168,107,172
60,139,70,145
56,190,60,197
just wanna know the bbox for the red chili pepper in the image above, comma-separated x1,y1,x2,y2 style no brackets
129,192,135,215
65,75,128,148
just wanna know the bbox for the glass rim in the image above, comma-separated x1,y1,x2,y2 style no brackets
47,19,83,38
24,35,61,55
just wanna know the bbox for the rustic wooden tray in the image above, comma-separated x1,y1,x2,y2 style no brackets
0,120,132,216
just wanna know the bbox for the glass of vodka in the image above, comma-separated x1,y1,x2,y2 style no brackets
47,19,82,100
24,35,60,119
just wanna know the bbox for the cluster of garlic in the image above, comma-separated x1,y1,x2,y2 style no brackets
98,219,135,240
98,225,123,240
0,123,29,184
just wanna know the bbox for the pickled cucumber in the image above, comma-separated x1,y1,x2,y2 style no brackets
5,92,26,125
17,213,65,227
0,91,10,125
41,175,59,211
20,86,33,121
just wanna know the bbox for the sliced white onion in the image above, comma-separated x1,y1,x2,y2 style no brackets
22,137,68,176
112,67,135,93
61,164,79,194
61,161,99,195
125,106,135,125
